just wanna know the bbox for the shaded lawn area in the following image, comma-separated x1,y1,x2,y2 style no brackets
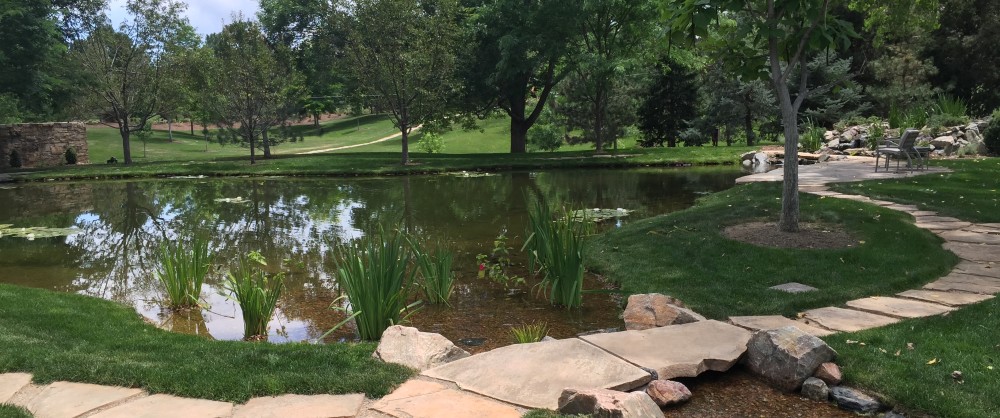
830,158,1000,223
585,182,958,319
829,296,1000,418
0,284,412,403
4,146,758,182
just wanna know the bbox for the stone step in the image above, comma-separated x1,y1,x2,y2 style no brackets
90,394,233,418
954,261,1000,278
939,230,1000,245
943,242,1000,262
845,296,954,319
579,320,751,381
897,289,994,306
728,315,834,337
916,221,973,230
0,373,32,404
923,273,1000,294
15,382,143,418
232,394,364,418
885,204,920,212
370,380,520,418
964,225,1000,235
910,211,939,217
798,307,900,333
422,337,651,410
915,216,967,223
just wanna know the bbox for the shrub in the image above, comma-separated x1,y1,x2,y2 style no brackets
523,201,592,308
527,123,563,152
984,109,1000,155
417,131,444,153
799,123,825,152
155,238,212,309
64,148,78,165
332,226,419,341
867,120,886,150
476,229,525,289
225,252,285,340
933,94,968,119
8,150,22,168
679,127,708,146
510,322,549,344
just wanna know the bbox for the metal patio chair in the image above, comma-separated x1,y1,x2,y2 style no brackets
874,129,923,172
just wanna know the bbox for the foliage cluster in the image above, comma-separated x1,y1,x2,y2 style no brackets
225,252,285,340
984,109,1000,156
510,322,549,344
523,200,593,308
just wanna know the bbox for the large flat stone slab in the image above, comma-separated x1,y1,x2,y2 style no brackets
422,338,651,410
371,380,520,418
915,216,967,223
769,282,818,293
964,225,1000,234
916,221,973,230
924,273,1000,294
943,242,1000,262
885,204,920,212
23,382,143,418
233,394,364,418
939,230,1000,245
91,394,233,418
0,373,32,404
799,307,900,332
845,296,954,319
580,320,751,380
897,289,994,306
728,316,834,337
954,261,1000,278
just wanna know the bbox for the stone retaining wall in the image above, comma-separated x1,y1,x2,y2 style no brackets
0,122,89,169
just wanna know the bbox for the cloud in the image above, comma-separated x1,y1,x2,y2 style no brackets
106,0,260,36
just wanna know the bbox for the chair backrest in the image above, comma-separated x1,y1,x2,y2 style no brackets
898,129,919,150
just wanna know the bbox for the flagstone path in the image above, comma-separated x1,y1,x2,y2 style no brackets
3,156,998,417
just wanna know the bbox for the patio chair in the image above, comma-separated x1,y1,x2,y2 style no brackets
874,129,923,172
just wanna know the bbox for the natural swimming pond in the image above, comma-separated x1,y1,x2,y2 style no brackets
0,167,741,351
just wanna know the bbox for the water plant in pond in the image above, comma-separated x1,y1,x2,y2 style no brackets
569,208,631,223
510,322,549,344
523,200,593,308
332,227,420,341
475,229,525,289
225,251,285,340
407,238,455,306
0,224,81,240
155,238,212,309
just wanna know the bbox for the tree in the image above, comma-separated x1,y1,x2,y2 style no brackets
637,56,700,147
74,0,192,165
211,17,301,164
928,0,1000,115
664,0,857,232
347,0,460,165
460,0,581,153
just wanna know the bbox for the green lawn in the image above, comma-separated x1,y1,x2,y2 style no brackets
0,405,31,418
585,182,958,319
0,284,412,403
830,158,1000,223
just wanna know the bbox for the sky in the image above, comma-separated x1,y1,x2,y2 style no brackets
105,0,261,36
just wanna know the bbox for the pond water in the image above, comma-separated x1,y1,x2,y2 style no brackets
0,167,740,351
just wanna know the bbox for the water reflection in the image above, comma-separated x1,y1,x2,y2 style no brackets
0,168,740,346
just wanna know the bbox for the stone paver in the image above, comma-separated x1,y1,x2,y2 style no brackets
916,221,973,230
845,296,954,319
233,394,364,418
728,315,834,337
735,156,947,186
91,394,233,418
910,211,938,217
422,338,651,410
915,216,967,223
924,273,1000,294
769,282,818,293
0,373,32,404
370,380,520,418
897,289,994,306
954,261,1000,278
939,230,1000,245
579,320,751,380
964,225,1000,234
799,307,900,332
943,242,1000,262
20,382,143,418
885,204,920,212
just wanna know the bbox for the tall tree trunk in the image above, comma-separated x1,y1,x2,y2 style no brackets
167,117,174,142
667,137,677,147
744,105,755,147
400,128,410,165
262,129,272,159
120,126,133,165
190,119,194,136
249,134,256,165
510,118,529,154
772,71,800,233
712,127,719,147
594,90,605,152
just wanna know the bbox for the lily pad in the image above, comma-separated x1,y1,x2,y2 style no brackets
0,224,81,240
214,196,250,204
569,208,632,222
449,171,497,178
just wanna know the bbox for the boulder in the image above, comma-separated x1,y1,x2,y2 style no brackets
830,386,881,413
826,138,841,149
622,293,704,331
558,388,662,418
373,325,470,371
744,326,838,392
800,377,829,402
931,136,956,149
645,380,692,406
813,362,843,385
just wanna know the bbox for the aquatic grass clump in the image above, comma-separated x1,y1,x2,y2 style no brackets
408,238,456,306
523,200,593,308
225,252,284,340
510,322,549,344
333,227,419,341
155,238,212,309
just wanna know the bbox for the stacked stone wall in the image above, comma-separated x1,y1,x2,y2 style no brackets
0,122,89,169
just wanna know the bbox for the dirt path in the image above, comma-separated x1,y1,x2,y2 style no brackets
296,126,421,155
